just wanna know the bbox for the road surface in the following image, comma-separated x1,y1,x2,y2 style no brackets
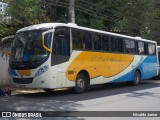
0,80,160,120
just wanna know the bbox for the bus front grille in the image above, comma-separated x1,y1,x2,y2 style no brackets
13,78,33,84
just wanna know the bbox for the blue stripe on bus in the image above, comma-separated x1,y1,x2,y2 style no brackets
110,56,157,83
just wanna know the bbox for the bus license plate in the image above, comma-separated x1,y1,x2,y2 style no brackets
19,85,26,88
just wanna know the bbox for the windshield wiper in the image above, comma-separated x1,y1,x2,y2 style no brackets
14,47,23,61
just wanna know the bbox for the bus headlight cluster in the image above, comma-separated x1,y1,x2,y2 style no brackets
35,65,49,77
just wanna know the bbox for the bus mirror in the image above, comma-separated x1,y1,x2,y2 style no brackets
42,30,53,53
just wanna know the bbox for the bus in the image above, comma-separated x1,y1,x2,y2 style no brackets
8,23,158,93
0,35,14,86
157,46,160,75
157,46,160,62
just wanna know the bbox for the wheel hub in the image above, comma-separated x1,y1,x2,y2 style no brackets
77,79,84,88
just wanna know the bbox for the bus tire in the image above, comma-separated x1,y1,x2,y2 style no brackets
43,89,54,93
133,70,141,85
74,73,87,94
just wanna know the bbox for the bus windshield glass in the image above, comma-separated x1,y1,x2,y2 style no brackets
11,30,52,62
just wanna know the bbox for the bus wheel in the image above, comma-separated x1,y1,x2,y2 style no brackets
133,70,141,85
74,73,87,94
43,89,54,93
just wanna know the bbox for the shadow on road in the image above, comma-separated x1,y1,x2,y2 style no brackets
0,80,160,113
13,80,160,100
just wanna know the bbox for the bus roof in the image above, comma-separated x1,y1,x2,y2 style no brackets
17,23,156,44
1,35,15,42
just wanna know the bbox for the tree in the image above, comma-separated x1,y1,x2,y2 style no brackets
143,0,160,44
1,0,160,45
112,0,149,36
6,0,48,30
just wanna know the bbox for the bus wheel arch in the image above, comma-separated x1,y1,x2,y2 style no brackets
133,69,141,86
74,70,90,93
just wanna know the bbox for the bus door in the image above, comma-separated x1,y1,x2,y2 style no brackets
52,27,70,87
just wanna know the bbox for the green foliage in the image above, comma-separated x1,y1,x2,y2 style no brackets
6,0,47,26
112,0,148,36
1,0,160,44
0,23,8,37
143,0,160,44
0,0,49,38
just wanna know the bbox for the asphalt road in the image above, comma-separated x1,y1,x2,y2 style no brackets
1,80,160,120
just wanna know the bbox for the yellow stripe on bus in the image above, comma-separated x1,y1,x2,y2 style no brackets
66,51,134,81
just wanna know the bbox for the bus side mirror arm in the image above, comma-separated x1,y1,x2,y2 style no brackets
42,30,54,53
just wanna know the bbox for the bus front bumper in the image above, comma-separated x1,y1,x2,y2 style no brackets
8,73,53,89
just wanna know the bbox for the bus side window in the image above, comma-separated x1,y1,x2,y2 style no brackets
148,43,156,55
117,38,124,53
110,36,118,52
102,35,109,51
158,48,160,62
110,36,123,53
83,32,92,50
72,29,83,50
124,39,136,54
138,41,145,55
93,34,102,51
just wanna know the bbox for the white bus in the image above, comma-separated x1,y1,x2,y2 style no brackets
0,35,14,86
157,46,160,75
8,23,158,93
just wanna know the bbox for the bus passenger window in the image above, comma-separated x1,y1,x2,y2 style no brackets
148,43,156,55
93,34,102,50
117,38,124,52
83,32,92,50
102,35,109,51
124,39,135,54
138,41,145,54
110,36,124,53
110,36,118,52
72,29,83,50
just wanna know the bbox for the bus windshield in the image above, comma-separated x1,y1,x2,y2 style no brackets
11,30,52,62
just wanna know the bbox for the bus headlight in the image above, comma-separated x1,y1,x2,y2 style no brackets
35,65,49,77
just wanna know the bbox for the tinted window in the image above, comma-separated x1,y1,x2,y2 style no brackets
93,34,102,50
110,36,118,52
117,38,124,52
53,27,70,56
148,43,156,55
124,39,135,54
72,29,83,50
110,36,123,52
138,41,145,54
44,32,52,48
102,35,109,51
158,48,160,63
83,32,92,50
